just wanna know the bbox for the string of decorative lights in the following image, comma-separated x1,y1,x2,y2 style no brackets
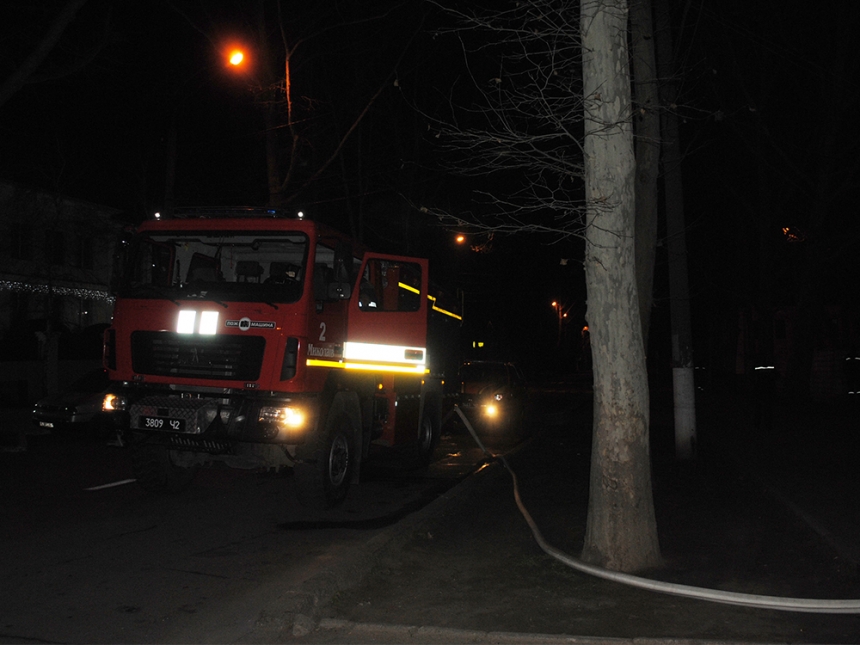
0,280,114,303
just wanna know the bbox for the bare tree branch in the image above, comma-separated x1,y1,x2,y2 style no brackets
420,0,589,240
0,0,90,108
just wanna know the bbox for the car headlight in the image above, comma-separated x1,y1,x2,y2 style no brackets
484,403,499,418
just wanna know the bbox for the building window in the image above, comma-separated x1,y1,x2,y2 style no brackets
67,233,95,269
81,235,94,270
47,231,65,266
9,291,30,323
69,233,82,268
10,222,33,260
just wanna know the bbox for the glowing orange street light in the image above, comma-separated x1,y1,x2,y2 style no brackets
455,234,466,245
229,49,245,66
224,43,250,72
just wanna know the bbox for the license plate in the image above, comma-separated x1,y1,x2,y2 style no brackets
39,421,55,428
139,415,185,431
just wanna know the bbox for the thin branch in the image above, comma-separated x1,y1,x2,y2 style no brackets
0,0,90,108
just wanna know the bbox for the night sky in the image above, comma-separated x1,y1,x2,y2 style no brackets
2,0,858,378
1,1,438,219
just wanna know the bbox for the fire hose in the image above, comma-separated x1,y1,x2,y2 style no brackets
452,405,860,614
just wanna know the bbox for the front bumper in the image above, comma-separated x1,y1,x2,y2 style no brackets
104,388,317,447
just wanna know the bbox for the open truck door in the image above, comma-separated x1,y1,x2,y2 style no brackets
345,254,429,374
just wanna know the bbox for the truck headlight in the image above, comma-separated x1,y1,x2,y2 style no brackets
259,405,306,431
103,393,128,412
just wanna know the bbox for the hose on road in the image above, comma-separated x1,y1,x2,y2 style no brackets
452,405,860,614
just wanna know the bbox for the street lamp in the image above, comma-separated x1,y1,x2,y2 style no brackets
222,39,295,207
551,300,572,348
228,49,245,67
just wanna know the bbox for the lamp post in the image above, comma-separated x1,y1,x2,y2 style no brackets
551,300,571,348
223,41,289,207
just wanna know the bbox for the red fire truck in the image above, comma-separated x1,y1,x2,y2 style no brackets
101,208,461,508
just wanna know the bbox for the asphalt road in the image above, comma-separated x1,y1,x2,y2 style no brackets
5,383,855,644
0,414,522,644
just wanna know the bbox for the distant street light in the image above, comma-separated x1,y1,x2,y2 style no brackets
453,231,494,253
552,300,573,348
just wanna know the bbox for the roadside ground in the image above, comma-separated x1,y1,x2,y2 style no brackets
285,377,860,644
0,408,36,453
3,377,859,644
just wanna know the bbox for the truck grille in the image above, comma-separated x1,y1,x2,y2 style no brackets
169,435,233,454
131,331,265,381
130,395,220,435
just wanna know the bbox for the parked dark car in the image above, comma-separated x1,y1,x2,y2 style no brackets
32,368,110,437
458,360,527,432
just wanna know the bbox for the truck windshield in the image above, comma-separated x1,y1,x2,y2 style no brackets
120,231,309,304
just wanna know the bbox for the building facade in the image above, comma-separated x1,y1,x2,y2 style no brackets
0,181,123,402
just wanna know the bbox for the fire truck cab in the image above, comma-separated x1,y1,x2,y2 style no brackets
102,208,461,508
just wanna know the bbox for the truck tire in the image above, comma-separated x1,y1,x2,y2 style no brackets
414,400,441,467
131,443,198,494
294,412,355,509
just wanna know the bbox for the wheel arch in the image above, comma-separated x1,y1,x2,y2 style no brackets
303,373,363,478
415,378,444,465
419,377,444,426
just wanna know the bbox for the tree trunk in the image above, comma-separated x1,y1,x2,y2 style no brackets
580,0,661,573
630,0,660,351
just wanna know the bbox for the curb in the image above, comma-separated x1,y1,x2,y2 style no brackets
314,619,772,644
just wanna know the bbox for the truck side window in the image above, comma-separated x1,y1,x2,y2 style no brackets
314,242,352,301
359,259,421,312
314,263,333,299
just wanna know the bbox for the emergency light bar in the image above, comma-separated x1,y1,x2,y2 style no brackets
165,207,307,220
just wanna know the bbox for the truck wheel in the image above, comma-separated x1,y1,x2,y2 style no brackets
414,402,441,467
294,413,355,509
131,443,198,494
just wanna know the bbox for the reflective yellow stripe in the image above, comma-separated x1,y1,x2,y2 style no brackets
398,281,420,295
307,358,345,369
306,358,426,375
345,362,425,374
428,296,462,321
308,340,427,375
396,281,462,321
